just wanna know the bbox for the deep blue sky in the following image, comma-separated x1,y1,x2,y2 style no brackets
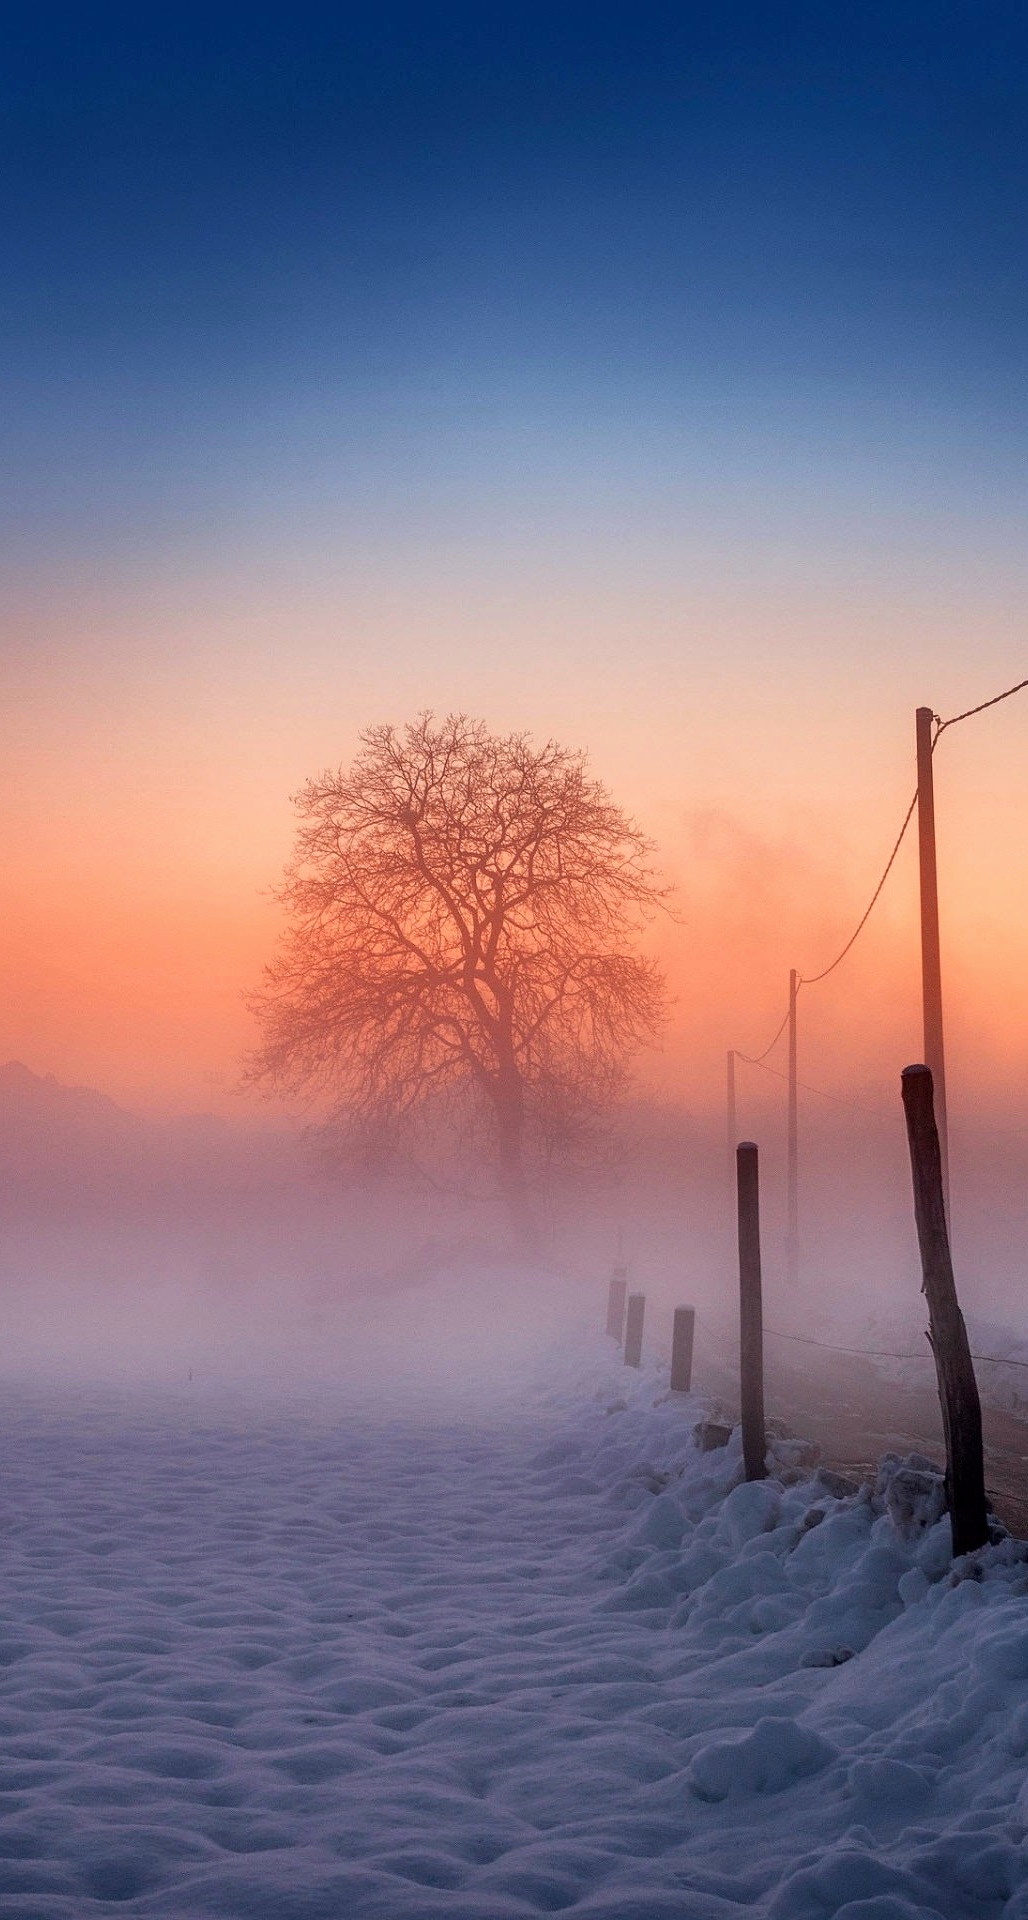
3,2,1028,545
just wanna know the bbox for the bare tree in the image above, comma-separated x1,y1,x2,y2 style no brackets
247,714,668,1248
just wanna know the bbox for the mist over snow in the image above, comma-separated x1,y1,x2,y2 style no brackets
0,1059,1026,1919
0,1068,1027,1918
0,1062,1024,1416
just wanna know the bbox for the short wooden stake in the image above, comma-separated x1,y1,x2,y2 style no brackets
605,1271,627,1342
623,1292,645,1368
901,1064,987,1556
737,1142,767,1480
670,1306,695,1392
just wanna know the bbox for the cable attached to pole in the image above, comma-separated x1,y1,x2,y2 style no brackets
735,1001,792,1067
729,673,1027,1108
934,676,1028,739
800,786,919,986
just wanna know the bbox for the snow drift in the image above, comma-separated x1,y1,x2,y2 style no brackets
1,1323,1027,1917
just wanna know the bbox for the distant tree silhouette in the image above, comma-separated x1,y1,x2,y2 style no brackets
247,714,668,1248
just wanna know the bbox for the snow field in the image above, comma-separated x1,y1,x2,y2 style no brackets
0,1334,1028,1916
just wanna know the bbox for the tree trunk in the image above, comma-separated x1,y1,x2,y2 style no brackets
486,994,539,1255
497,1123,538,1254
494,1076,538,1255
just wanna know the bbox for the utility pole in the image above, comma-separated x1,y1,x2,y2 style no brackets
786,968,799,1282
915,706,949,1210
726,1049,737,1173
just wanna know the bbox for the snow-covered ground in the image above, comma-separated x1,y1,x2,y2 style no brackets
3,1320,1028,1918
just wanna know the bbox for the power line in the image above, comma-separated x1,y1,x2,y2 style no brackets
765,1325,930,1361
708,1315,1028,1373
697,1311,927,1366
799,786,919,986
735,1002,791,1067
738,1052,894,1120
729,671,1028,1073
732,754,923,1064
935,676,1028,738
770,1325,1028,1373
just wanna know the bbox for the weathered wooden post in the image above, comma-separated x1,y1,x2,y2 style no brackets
605,1267,628,1342
901,1064,987,1555
670,1306,695,1392
737,1141,767,1481
623,1292,645,1368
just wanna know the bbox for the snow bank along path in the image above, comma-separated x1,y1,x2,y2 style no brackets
3,1339,1028,1918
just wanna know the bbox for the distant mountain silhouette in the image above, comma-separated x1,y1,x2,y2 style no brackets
0,1060,136,1132
0,1062,296,1205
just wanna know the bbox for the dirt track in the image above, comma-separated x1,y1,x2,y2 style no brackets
703,1342,1028,1539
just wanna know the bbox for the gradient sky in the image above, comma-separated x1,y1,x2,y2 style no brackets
3,2,1026,1116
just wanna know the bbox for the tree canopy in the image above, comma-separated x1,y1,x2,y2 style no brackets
247,713,668,1244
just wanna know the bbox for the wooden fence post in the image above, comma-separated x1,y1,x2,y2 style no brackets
624,1293,645,1368
605,1270,628,1342
737,1142,767,1481
670,1306,695,1392
901,1064,988,1556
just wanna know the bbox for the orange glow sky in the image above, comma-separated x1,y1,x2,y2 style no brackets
3,555,1025,1122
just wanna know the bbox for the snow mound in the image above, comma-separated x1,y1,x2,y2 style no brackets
687,1714,837,1799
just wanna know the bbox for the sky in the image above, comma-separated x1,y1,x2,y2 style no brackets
2,1,1027,1121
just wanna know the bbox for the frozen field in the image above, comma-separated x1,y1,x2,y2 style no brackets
3,1326,1028,1917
